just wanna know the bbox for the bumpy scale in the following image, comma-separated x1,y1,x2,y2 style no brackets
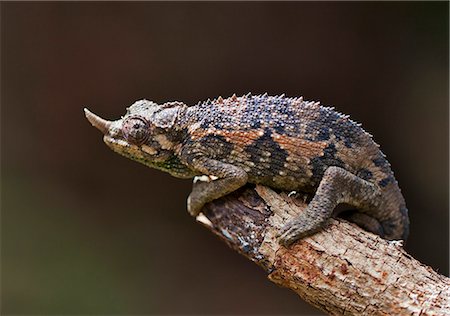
85,94,409,246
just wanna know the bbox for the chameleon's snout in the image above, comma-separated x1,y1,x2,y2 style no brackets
84,108,112,135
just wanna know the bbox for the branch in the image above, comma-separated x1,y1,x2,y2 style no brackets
196,185,450,316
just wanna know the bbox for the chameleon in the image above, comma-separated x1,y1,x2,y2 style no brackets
84,93,409,246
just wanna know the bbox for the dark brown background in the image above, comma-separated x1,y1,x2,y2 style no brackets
2,1,448,315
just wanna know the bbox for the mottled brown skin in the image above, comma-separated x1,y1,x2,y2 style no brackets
85,94,409,246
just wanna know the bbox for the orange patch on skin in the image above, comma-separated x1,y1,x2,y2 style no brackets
190,129,328,162
190,129,265,146
272,133,328,159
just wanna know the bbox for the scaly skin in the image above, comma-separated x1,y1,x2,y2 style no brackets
85,94,409,246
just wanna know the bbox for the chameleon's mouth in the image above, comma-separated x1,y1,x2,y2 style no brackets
104,135,130,148
84,108,111,135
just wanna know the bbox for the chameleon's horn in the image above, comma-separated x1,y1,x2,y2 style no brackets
84,108,111,135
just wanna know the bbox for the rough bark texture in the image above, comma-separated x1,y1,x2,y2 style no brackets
196,185,450,316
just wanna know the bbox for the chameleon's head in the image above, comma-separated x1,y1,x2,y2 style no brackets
84,99,188,171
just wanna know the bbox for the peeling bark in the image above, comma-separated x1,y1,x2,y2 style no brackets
196,185,450,316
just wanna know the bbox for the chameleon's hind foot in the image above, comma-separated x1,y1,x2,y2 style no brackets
278,221,316,246
278,206,329,246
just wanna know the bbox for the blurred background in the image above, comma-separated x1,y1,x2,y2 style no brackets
2,2,448,315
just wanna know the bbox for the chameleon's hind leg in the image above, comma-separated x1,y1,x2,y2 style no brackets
279,166,382,246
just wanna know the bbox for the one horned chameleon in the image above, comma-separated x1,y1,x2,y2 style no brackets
84,93,409,245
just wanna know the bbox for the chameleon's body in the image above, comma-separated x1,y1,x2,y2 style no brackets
85,94,409,245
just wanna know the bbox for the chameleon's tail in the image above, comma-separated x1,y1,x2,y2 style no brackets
361,149,410,241
379,183,410,241
343,175,409,241
381,200,409,241
398,204,410,240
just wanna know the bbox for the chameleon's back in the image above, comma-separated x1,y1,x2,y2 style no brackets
185,94,409,240
188,94,376,187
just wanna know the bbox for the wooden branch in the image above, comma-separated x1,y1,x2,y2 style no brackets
196,185,450,316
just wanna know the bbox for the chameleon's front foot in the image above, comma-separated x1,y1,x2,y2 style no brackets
187,175,219,217
187,194,203,217
185,162,248,218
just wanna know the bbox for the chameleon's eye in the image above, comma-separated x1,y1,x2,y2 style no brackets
122,116,150,145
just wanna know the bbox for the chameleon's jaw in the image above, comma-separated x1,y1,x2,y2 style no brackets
84,108,112,135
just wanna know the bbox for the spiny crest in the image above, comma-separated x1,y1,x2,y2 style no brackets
222,93,242,106
197,98,213,108
302,100,321,109
195,94,345,116
322,105,364,130
199,93,246,108
291,96,304,106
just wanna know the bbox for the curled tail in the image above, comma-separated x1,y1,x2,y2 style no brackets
363,151,410,241
349,151,409,240
345,187,409,241
379,184,410,240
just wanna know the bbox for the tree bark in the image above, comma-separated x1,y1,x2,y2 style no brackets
196,185,450,316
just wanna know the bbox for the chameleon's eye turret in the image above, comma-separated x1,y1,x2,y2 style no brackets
122,116,150,145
